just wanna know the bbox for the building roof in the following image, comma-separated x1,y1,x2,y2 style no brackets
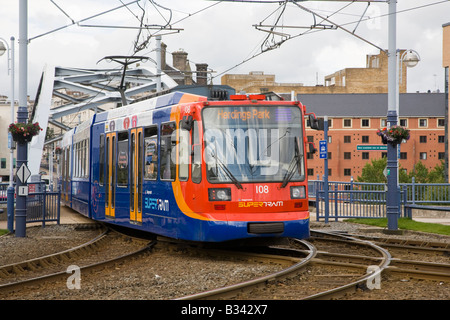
296,93,446,118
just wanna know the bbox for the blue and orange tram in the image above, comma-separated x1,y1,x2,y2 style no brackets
60,91,318,242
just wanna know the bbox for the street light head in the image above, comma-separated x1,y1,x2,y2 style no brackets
0,41,6,57
404,50,420,68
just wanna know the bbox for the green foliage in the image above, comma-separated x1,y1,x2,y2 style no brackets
357,158,446,184
345,218,450,236
356,157,387,183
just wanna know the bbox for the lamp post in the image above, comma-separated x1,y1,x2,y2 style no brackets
0,36,16,232
386,0,399,231
397,49,420,116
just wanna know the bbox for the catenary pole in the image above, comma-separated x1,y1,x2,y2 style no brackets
15,0,29,237
386,0,399,231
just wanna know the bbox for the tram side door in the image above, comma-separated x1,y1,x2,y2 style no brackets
130,128,143,224
105,132,116,219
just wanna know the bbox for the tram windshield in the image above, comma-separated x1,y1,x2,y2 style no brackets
202,106,305,185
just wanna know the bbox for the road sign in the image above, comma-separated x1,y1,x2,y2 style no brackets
319,140,327,159
16,163,31,184
357,145,387,151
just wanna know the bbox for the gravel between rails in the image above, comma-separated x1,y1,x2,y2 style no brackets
0,222,448,300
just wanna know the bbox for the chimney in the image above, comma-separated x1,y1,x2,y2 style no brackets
172,49,188,71
196,63,208,85
160,42,167,71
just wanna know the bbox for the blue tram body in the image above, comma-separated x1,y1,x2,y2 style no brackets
60,92,311,242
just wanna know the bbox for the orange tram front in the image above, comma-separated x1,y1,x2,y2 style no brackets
62,92,316,242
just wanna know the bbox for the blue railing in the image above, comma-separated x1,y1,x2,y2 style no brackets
309,178,450,221
0,182,60,226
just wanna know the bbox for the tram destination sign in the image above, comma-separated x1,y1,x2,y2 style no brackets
357,145,387,151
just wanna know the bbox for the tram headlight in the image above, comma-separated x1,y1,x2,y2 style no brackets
208,188,232,201
290,186,306,199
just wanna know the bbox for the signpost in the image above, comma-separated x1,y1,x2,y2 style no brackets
319,140,328,159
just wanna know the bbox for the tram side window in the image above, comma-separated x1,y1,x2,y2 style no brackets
117,132,129,186
191,120,202,184
99,134,105,185
160,122,176,181
179,121,190,181
144,126,158,180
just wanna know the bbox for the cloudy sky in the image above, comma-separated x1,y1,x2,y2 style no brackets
0,0,449,100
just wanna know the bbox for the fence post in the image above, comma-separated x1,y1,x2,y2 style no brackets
57,189,61,225
42,187,46,228
412,177,415,205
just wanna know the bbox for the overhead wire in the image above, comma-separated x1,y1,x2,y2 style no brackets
212,0,450,80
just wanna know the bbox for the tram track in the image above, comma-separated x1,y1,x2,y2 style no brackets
0,226,155,297
0,224,447,300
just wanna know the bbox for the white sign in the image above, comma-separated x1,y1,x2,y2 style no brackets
16,163,31,184
18,186,29,196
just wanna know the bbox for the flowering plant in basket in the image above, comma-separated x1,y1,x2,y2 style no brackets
376,125,410,145
8,122,43,143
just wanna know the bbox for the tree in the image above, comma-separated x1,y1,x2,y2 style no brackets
357,158,387,183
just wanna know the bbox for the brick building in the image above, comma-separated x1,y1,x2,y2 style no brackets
302,93,446,181
221,50,407,95
443,22,450,180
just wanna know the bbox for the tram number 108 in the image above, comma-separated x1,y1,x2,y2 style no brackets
256,185,269,194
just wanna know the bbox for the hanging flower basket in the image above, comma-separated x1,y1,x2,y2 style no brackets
8,122,43,144
377,126,410,145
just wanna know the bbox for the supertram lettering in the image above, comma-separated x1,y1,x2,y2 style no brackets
238,201,284,208
144,197,169,212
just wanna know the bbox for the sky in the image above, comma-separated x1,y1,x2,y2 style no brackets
0,0,449,101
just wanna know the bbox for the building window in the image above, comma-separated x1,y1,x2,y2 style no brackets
382,152,387,158
361,119,370,127
362,136,369,143
344,136,351,143
438,118,445,127
381,119,387,127
400,152,407,160
344,152,351,159
343,119,352,128
307,152,314,160
307,168,314,176
1,158,6,169
328,152,332,160
362,152,369,160
328,136,332,144
420,152,427,160
307,136,314,142
439,152,445,160
438,136,445,143
399,119,408,127
328,169,332,176
419,136,427,143
419,119,428,127
344,168,351,176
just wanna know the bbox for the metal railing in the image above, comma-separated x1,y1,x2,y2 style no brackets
309,178,450,221
0,181,61,227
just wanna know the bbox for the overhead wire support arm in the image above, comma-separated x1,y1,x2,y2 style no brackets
29,0,140,42
292,2,386,53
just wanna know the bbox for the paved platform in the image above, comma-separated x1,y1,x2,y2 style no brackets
0,205,94,231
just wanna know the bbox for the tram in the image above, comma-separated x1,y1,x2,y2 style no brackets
60,91,319,242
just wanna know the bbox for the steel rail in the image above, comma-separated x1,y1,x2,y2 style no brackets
301,230,392,300
0,240,156,295
0,225,108,278
175,239,317,300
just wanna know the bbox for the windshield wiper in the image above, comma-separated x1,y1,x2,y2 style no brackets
210,150,243,190
281,137,302,188
217,159,243,190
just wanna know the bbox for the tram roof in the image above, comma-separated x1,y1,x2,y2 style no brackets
93,91,206,124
